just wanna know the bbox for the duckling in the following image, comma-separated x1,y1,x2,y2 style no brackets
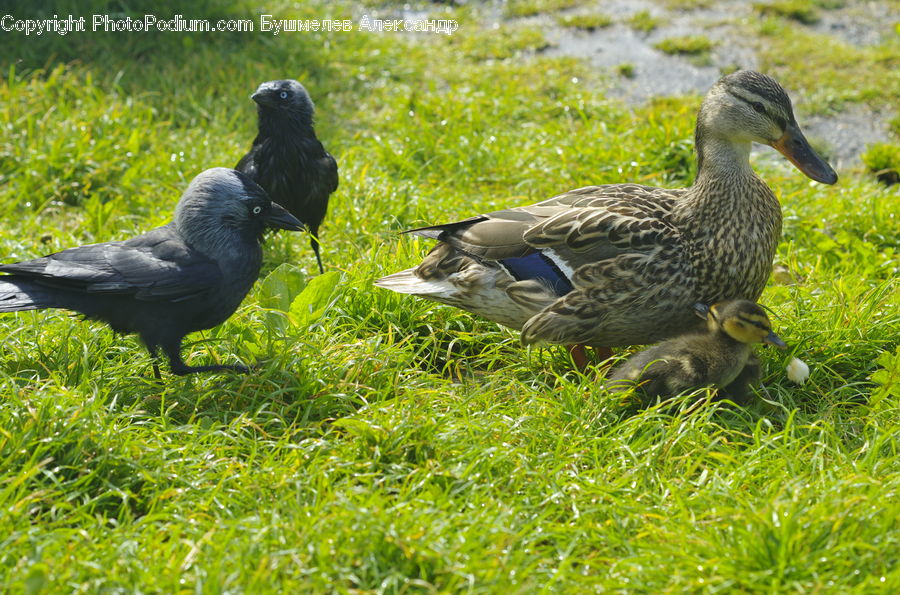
606,299,786,402
376,71,835,363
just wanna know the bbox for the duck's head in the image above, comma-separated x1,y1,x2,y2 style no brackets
696,70,837,184
693,299,786,347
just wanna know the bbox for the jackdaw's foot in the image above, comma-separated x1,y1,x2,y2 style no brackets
169,362,251,376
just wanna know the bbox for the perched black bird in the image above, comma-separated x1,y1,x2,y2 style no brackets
236,79,338,274
0,168,303,377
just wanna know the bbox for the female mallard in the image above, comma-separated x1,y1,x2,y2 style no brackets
606,299,786,402
376,71,836,363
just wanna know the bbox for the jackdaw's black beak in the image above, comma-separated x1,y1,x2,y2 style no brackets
265,202,304,231
251,85,275,106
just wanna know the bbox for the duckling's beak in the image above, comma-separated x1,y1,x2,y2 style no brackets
693,302,710,319
764,330,787,349
769,122,838,185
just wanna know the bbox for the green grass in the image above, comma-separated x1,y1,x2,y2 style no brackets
861,143,900,185
654,34,716,55
451,24,549,60
503,0,581,18
891,114,900,136
654,35,716,66
628,9,662,33
754,1,822,24
616,62,637,78
556,13,613,31
754,18,900,114
664,0,714,8
1,0,899,592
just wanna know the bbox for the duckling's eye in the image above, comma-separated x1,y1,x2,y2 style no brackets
252,206,263,215
750,101,766,115
279,91,288,99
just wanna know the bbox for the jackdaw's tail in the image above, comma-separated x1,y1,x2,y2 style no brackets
0,279,59,313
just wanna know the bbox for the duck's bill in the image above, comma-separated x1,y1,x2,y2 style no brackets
764,331,787,349
692,302,711,319
266,202,305,231
770,123,838,185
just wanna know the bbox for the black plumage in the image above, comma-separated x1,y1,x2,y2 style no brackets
236,79,338,274
0,167,303,376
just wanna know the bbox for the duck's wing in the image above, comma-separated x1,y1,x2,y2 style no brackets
519,233,697,347
382,184,696,345
407,184,685,271
513,186,696,347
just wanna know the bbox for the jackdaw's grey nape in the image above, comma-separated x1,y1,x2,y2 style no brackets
236,79,338,275
0,167,303,377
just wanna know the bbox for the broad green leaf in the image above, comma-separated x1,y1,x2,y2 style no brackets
289,271,342,327
256,263,307,313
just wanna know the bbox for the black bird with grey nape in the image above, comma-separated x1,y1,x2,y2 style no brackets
0,168,303,376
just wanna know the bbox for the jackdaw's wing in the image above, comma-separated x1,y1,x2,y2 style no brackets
235,146,260,179
320,150,339,194
0,224,222,302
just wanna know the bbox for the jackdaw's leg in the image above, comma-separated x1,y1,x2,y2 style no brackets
162,338,250,376
145,343,164,380
309,231,324,275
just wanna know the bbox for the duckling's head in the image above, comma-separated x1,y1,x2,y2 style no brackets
696,70,837,184
694,299,787,347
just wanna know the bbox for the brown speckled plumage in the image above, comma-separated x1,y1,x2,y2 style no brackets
376,71,836,350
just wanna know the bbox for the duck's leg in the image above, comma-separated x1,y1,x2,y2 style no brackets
593,346,613,362
569,345,614,372
567,345,589,371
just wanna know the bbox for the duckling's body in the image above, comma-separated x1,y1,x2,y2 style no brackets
606,300,786,401
376,71,836,353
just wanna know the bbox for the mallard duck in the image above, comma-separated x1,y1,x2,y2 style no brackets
376,71,835,361
606,299,786,401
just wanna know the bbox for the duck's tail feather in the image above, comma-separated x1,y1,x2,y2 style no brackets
374,268,453,295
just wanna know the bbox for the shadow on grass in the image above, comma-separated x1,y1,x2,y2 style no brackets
0,0,344,106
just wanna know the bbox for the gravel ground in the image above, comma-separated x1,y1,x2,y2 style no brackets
524,0,897,167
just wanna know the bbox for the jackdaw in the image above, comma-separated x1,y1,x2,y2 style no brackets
0,167,303,377
236,79,339,274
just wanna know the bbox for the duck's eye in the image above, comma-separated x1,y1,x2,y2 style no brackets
279,91,288,99
252,206,263,215
750,101,766,115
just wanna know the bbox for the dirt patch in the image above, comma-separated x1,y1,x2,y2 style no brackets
528,0,897,167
